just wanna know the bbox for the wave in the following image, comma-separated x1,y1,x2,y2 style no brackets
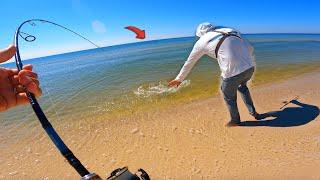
134,80,191,98
249,39,320,43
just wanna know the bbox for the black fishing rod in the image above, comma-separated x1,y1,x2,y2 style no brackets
13,19,150,180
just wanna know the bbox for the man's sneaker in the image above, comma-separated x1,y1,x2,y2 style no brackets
226,121,241,127
252,112,267,120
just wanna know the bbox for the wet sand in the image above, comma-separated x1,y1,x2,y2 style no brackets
1,70,320,179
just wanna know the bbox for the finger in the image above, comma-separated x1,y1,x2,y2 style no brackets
173,83,179,87
10,75,20,86
26,82,42,97
15,93,29,106
7,68,18,76
18,70,41,95
15,78,42,97
19,74,41,95
31,78,39,86
15,85,25,94
18,74,33,86
168,81,175,86
19,70,38,79
0,68,9,78
22,64,33,71
168,81,179,87
169,83,176,87
0,45,16,63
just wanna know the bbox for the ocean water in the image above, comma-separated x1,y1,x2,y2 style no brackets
1,34,320,134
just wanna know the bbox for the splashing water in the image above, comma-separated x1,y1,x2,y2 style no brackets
134,80,191,98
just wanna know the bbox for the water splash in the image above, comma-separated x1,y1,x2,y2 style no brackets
134,80,191,98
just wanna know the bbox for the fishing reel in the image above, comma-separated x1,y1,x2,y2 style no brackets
81,167,150,180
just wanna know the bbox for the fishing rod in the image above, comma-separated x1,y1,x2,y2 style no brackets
13,19,150,180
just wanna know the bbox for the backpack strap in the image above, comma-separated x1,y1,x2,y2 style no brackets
214,30,241,58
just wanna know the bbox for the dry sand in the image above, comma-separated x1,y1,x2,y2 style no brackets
1,71,320,180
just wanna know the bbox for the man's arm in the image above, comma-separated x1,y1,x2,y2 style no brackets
168,44,204,87
174,44,204,82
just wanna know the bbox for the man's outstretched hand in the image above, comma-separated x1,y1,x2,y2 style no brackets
168,79,182,87
0,45,42,112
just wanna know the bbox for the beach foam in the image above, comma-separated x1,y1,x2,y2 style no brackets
134,80,191,98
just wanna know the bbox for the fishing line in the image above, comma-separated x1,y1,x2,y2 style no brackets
43,84,63,124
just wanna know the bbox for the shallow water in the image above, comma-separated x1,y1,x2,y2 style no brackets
1,34,320,135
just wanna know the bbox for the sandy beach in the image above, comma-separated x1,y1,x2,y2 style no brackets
1,70,319,180
1,1,319,179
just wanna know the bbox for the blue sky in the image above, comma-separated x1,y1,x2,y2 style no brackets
1,0,319,59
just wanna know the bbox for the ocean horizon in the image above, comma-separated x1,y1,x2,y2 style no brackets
2,33,320,65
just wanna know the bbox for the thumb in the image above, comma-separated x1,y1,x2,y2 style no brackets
0,45,16,63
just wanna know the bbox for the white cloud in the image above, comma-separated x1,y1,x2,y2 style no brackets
91,20,106,34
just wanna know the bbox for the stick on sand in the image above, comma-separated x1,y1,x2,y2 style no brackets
280,96,299,109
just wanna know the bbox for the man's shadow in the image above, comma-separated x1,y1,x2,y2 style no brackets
241,100,319,127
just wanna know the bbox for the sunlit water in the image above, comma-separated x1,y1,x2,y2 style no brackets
1,34,320,142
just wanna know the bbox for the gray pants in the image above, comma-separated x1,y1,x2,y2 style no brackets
221,67,256,123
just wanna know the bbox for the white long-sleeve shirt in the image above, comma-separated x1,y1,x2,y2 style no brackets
175,28,255,82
